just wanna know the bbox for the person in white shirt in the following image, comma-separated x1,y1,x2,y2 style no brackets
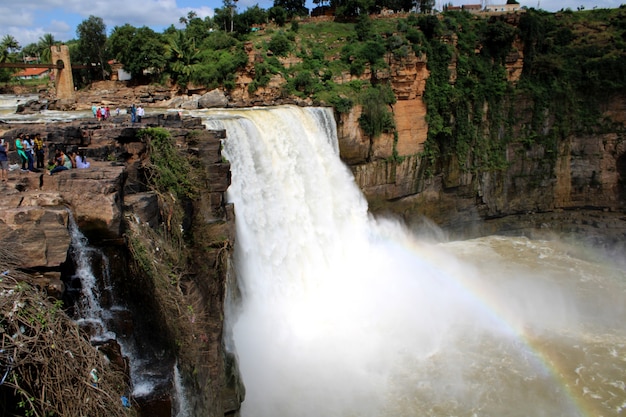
75,150,90,169
137,105,145,123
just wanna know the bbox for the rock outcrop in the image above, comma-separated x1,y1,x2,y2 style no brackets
0,115,240,417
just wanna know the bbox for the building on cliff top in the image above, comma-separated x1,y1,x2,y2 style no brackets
485,3,522,12
444,2,522,13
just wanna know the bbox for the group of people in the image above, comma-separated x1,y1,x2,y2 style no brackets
92,103,145,123
129,104,145,123
0,132,92,182
48,148,91,175
92,105,112,121
14,132,45,173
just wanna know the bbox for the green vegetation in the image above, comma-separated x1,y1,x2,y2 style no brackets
125,127,232,376
359,84,396,137
139,127,197,201
127,127,200,357
2,4,626,172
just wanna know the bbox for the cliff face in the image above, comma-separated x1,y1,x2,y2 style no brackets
0,116,240,417
338,97,626,240
332,41,626,244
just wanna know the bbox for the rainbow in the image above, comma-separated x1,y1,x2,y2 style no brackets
387,232,606,417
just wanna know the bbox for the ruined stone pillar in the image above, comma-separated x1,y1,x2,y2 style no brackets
50,44,75,103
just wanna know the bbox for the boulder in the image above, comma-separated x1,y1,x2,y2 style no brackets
124,192,160,228
198,89,228,109
41,163,126,240
0,205,70,268
16,99,47,114
180,99,199,110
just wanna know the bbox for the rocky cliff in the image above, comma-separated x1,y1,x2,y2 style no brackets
0,115,241,417
327,13,626,249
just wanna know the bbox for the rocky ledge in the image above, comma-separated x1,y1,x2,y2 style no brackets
0,114,211,268
0,113,238,416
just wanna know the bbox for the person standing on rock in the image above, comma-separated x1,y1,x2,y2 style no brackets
130,104,137,123
23,135,38,173
14,133,28,172
33,133,45,169
0,139,9,182
137,105,144,123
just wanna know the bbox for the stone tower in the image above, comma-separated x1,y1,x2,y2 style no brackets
50,44,75,102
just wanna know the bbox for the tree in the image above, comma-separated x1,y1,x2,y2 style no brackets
21,43,40,59
332,0,375,18
214,1,238,32
164,29,202,89
355,14,373,41
180,11,213,42
1,35,20,62
273,0,308,18
76,16,108,80
38,33,57,63
268,6,287,26
238,5,268,28
417,0,436,13
0,35,21,81
108,25,167,80
481,20,517,63
1,34,20,77
214,0,239,32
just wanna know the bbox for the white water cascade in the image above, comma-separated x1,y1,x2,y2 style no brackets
67,215,169,407
68,214,116,342
209,105,626,417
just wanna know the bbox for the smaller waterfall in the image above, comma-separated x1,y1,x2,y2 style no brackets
67,214,116,342
173,362,191,417
66,213,180,414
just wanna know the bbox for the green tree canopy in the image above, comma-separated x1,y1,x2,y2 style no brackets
1,35,20,63
38,33,57,63
164,29,202,89
109,24,167,80
332,0,375,18
268,6,287,26
273,0,308,18
76,15,108,80
214,0,238,32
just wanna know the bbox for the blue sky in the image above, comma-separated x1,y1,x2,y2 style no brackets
1,0,624,49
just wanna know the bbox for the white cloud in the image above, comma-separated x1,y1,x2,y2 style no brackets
0,7,35,28
180,6,215,20
2,0,203,46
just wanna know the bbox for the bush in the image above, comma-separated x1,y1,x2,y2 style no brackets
329,96,354,113
358,85,396,138
268,32,292,57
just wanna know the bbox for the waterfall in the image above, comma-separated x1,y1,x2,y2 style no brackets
219,106,455,417
67,214,171,409
173,362,191,417
68,214,116,342
211,105,626,417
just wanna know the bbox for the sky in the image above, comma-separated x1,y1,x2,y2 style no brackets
0,0,624,49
